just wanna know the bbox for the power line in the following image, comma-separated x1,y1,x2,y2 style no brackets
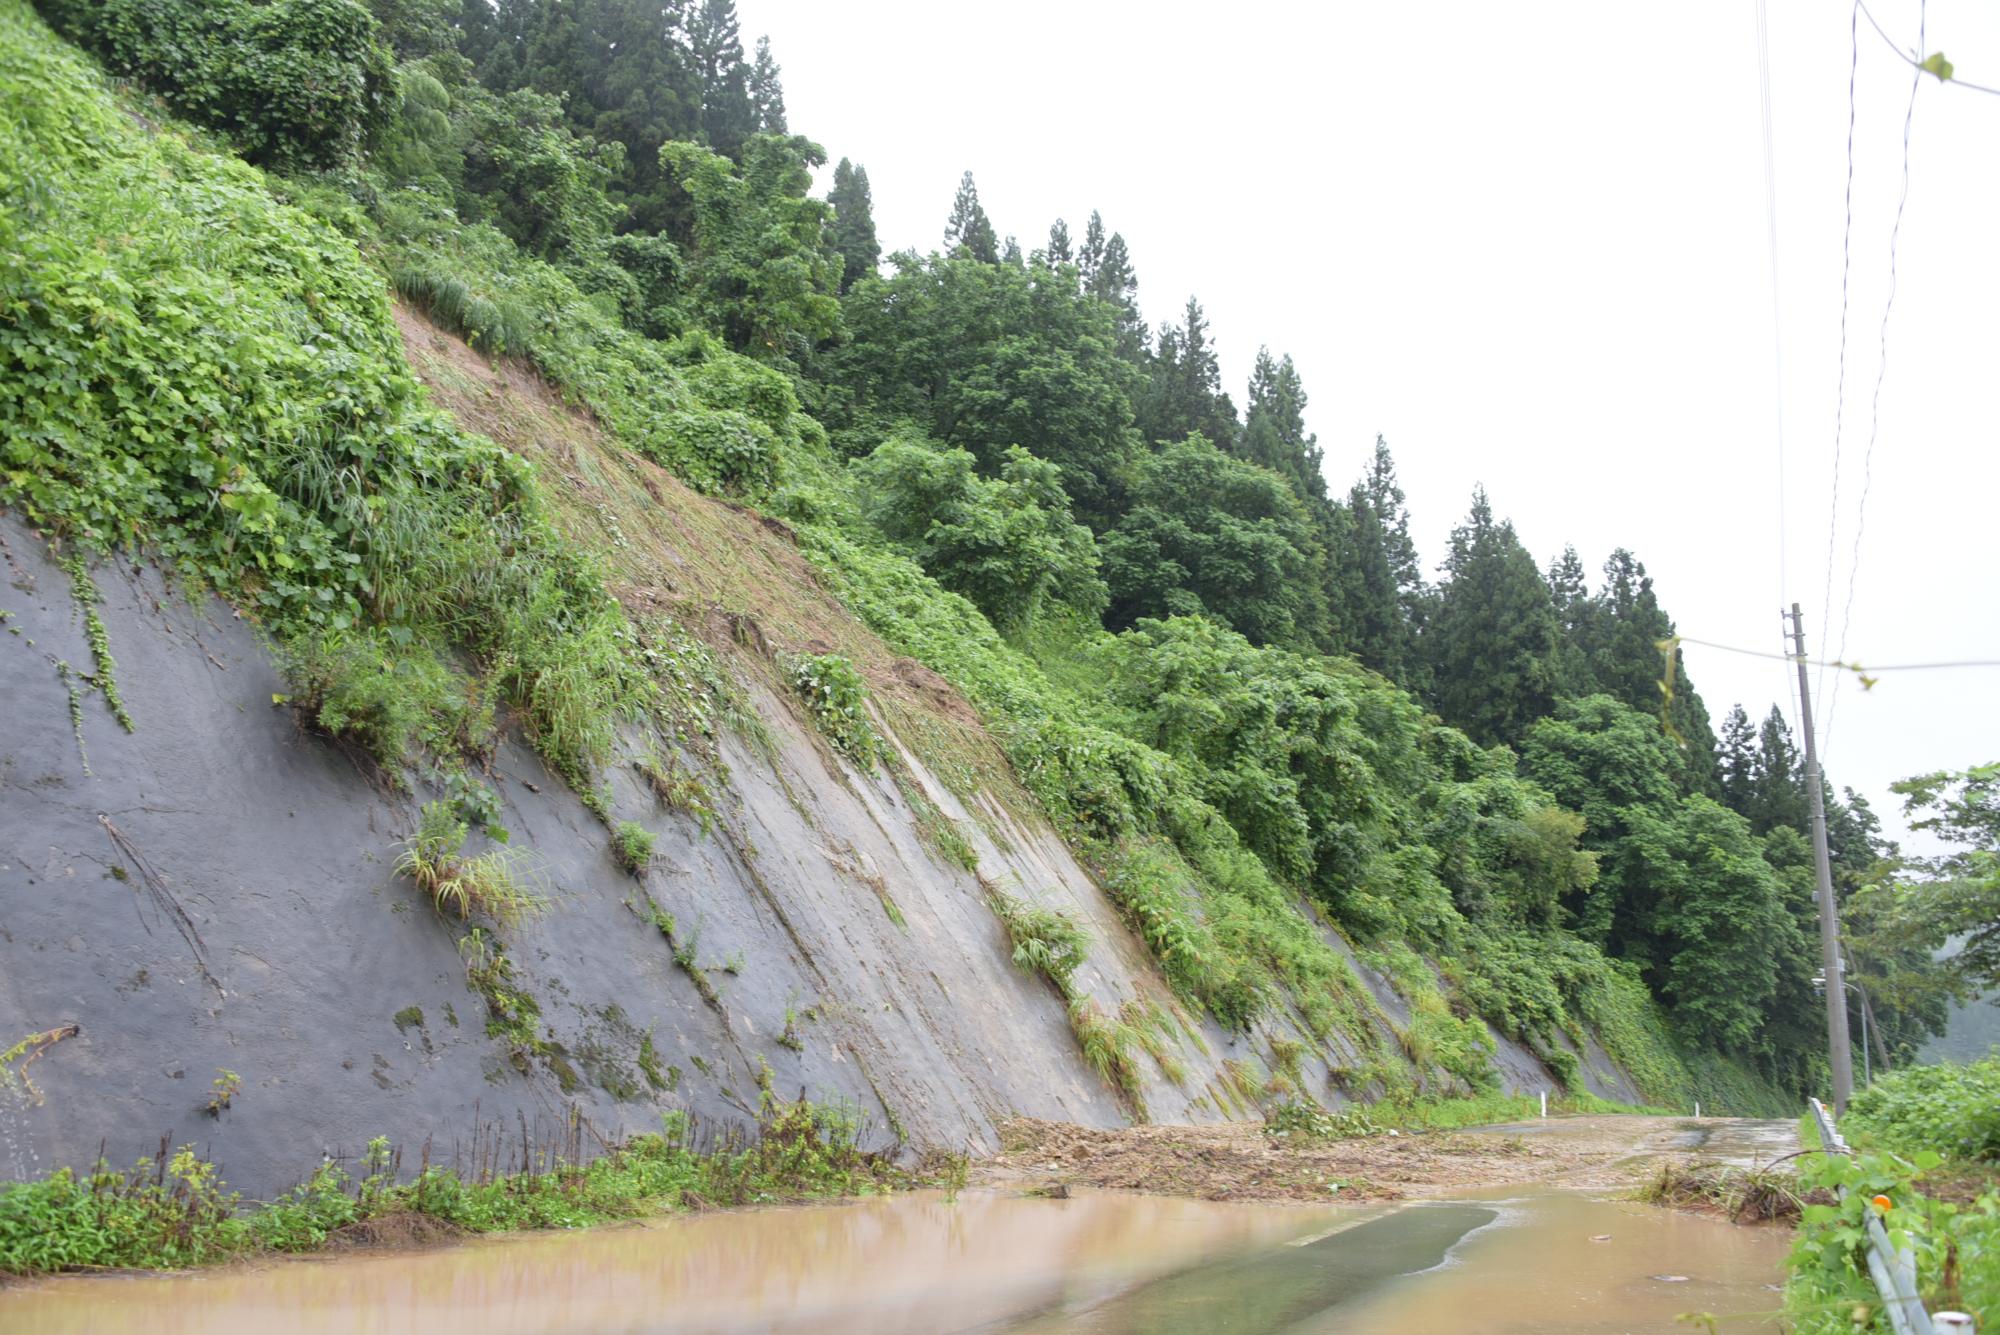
1816,1,1861,723
1857,0,2000,97
1671,634,2000,675
1824,0,1925,763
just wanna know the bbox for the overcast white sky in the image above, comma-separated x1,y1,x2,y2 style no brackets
742,0,2000,853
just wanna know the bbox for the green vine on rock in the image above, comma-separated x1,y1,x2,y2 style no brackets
62,557,133,733
55,660,89,775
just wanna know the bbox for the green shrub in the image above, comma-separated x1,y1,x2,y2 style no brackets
36,0,393,168
1786,1147,1999,1332
279,628,477,775
786,652,882,772
0,1094,913,1277
1845,1057,2000,1163
853,435,1106,627
0,1147,239,1272
612,821,656,875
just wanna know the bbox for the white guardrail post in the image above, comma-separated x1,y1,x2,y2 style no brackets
1809,1098,1965,1335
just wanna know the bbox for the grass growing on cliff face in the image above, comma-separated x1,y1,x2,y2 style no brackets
0,1096,910,1277
992,894,1090,998
397,802,545,927
786,651,883,773
1068,997,1146,1111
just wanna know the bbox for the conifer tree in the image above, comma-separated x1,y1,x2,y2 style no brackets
1360,437,1423,626
1077,210,1106,289
1545,545,1593,698
1087,230,1144,358
943,171,1000,263
748,35,786,132
1324,439,1425,688
1748,706,1809,835
1046,217,1073,266
456,0,498,66
691,0,755,157
1552,548,1719,794
827,157,879,293
1001,235,1023,267
1718,704,1757,817
579,0,707,232
1239,349,1324,502
1136,297,1236,447
1547,545,1589,621
1328,492,1401,678
1582,551,1667,704
1425,488,1562,746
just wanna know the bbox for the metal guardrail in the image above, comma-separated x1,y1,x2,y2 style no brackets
1808,1098,1976,1335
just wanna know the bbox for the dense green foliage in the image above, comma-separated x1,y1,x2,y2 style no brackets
659,133,840,358
853,434,1105,627
1522,695,1821,1080
830,248,1138,522
1787,1069,2000,1333
1864,765,2000,1004
1101,435,1329,649
826,158,879,294
1845,1055,2000,1165
38,0,392,168
0,10,643,787
1786,1143,1997,1332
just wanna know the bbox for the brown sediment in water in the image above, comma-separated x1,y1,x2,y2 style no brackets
977,1114,1805,1203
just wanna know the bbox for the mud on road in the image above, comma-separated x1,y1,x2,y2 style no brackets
976,1114,1802,1204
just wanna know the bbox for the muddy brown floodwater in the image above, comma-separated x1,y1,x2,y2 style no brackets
0,1117,1800,1334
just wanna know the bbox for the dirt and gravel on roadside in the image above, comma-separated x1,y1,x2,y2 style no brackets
974,1115,1801,1205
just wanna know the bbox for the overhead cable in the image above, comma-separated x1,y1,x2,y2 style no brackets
1824,0,1924,762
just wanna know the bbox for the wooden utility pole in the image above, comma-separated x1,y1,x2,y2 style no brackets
1789,603,1855,1113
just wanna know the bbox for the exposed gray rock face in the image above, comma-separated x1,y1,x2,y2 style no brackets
0,514,1589,1199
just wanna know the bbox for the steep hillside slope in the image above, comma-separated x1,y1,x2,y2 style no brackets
0,0,1754,1205
0,296,1619,1199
